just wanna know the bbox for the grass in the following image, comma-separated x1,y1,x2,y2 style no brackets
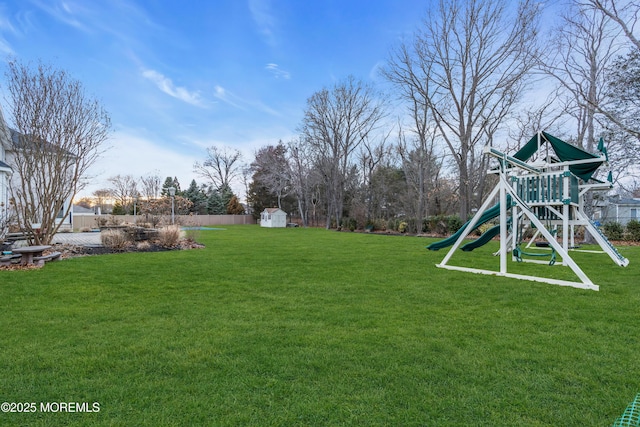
1,225,639,426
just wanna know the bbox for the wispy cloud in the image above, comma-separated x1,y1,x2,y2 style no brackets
29,0,90,32
0,5,18,54
214,85,244,109
88,128,200,195
0,38,12,55
142,69,206,107
214,84,281,117
27,0,165,52
265,63,290,79
248,0,277,47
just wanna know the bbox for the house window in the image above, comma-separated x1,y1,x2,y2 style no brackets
632,208,637,219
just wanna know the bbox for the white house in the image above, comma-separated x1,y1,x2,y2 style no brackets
260,208,287,228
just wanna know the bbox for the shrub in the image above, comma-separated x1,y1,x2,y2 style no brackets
107,215,124,226
427,215,449,235
147,215,163,228
398,221,408,233
447,215,463,234
387,218,399,231
365,218,386,231
136,241,151,251
157,225,181,248
341,217,357,232
573,226,585,241
476,222,494,236
403,218,418,234
603,221,624,240
625,219,640,242
184,227,202,243
101,229,131,251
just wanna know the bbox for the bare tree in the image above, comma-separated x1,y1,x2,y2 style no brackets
2,59,110,245
545,3,621,153
193,146,243,191
139,172,162,200
580,0,640,51
385,0,541,219
107,174,138,213
382,41,442,219
397,124,443,219
508,89,568,149
300,75,386,228
250,142,291,209
358,130,392,221
577,0,640,141
92,188,112,214
542,2,623,242
602,50,640,189
287,138,314,227
0,201,14,243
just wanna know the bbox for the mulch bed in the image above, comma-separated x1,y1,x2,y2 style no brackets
52,240,205,259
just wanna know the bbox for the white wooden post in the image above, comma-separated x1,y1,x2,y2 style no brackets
499,175,508,274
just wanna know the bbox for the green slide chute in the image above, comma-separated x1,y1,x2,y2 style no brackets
460,224,501,251
427,196,510,251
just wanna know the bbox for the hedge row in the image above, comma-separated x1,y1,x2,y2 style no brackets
342,217,640,242
340,215,465,235
602,219,640,241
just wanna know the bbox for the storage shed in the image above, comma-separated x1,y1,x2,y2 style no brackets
260,208,287,228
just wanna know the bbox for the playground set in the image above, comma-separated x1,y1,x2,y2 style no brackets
428,131,629,291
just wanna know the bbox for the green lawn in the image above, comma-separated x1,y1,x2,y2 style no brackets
1,225,639,426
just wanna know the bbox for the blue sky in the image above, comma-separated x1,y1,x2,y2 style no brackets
0,0,427,196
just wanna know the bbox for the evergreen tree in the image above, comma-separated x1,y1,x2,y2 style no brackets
173,177,182,194
219,184,234,210
161,177,174,197
207,191,226,214
161,176,182,197
207,185,235,214
247,180,277,220
111,201,126,215
184,179,208,214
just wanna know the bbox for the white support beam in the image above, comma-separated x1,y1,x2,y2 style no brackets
436,264,599,291
483,146,541,174
439,184,501,267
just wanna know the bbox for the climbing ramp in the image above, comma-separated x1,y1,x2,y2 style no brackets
613,394,640,427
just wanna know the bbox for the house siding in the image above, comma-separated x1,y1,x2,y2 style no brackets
602,198,640,225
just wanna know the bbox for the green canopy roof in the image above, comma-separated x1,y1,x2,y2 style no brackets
513,131,604,181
